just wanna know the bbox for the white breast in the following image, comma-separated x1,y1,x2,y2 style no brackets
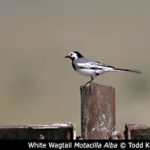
76,68,104,77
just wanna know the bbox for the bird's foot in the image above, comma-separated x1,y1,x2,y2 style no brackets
80,83,92,93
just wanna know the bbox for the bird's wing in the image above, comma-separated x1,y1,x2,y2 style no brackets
76,61,114,70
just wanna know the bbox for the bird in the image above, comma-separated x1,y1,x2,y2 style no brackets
65,51,141,89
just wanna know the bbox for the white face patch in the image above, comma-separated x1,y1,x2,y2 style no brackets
69,52,78,59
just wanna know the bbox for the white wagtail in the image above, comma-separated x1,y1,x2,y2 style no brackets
65,51,141,89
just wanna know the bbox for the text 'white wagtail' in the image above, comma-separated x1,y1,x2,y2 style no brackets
65,51,141,89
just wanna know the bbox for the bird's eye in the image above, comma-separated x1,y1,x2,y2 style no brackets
71,54,73,56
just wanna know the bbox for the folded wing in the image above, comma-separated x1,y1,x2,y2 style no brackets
76,61,114,71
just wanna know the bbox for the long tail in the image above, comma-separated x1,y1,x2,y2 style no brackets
114,68,141,74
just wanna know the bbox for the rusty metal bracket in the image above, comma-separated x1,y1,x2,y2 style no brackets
0,122,76,140
125,124,150,139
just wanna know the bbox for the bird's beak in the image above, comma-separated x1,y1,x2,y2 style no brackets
65,55,69,58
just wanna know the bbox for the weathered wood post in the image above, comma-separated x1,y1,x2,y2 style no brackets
80,82,115,139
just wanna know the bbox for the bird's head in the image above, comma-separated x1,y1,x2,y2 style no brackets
65,51,83,60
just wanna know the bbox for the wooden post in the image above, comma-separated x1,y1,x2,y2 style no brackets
80,82,115,139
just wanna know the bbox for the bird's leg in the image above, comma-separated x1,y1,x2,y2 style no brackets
88,76,94,90
83,78,92,86
80,80,90,91
81,76,94,91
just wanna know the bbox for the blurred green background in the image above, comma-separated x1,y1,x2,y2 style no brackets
0,0,150,136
